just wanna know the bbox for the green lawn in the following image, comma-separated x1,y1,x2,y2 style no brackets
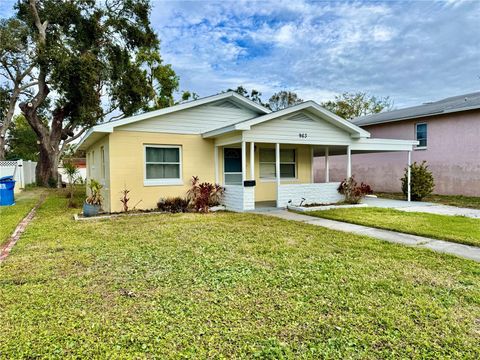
0,188,44,245
376,192,480,210
0,191,479,358
306,207,480,247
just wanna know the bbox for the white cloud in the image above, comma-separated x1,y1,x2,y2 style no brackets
150,0,480,106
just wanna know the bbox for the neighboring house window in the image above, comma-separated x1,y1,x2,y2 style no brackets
144,145,182,185
100,146,106,180
224,148,242,185
416,123,427,148
259,148,296,179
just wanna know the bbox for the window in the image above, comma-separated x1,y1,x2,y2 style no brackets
259,148,296,179
416,123,427,148
144,145,182,185
224,148,242,185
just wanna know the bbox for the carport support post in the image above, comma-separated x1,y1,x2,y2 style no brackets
407,150,412,202
347,145,352,178
250,142,255,180
241,141,246,183
325,147,329,183
276,143,280,207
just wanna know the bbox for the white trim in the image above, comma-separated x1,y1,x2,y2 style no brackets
250,142,255,180
407,151,412,202
275,143,280,207
143,145,182,186
325,147,329,183
415,122,427,149
347,145,351,178
241,141,246,183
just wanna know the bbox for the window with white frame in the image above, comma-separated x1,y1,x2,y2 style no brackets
416,123,427,148
259,148,296,179
144,145,182,185
224,148,242,185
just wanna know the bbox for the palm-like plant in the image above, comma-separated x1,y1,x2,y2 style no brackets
63,160,80,207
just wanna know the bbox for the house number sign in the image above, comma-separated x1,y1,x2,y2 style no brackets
299,133,308,138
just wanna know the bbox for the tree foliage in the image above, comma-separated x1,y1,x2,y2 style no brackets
5,114,38,161
0,17,36,160
321,92,393,120
226,86,267,107
268,90,303,111
9,0,178,185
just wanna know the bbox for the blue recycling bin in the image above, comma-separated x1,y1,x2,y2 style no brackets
0,176,16,206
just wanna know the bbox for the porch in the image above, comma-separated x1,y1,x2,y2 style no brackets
202,102,417,212
212,141,414,212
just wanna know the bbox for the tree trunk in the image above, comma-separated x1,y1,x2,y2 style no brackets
36,142,60,186
0,136,5,161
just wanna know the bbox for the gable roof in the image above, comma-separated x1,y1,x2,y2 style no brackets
353,91,480,126
76,91,270,150
202,101,370,139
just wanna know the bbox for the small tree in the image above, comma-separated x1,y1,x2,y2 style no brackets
62,160,79,207
401,161,434,201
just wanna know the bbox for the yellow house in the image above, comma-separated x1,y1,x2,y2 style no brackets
77,92,417,212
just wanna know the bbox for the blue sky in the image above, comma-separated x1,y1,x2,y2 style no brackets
1,0,479,107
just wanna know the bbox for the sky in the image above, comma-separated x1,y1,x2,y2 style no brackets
1,0,479,108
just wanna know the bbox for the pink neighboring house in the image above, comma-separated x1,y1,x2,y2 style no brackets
314,92,480,196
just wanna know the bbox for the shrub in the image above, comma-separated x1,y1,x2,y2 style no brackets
337,176,373,204
186,176,225,213
63,160,80,207
157,197,190,213
401,161,434,201
85,179,103,206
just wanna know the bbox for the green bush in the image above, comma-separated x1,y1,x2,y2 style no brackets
401,161,434,201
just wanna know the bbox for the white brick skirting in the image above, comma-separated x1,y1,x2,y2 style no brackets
277,182,343,207
222,185,255,212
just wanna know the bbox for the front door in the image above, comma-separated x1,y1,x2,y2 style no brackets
224,148,242,185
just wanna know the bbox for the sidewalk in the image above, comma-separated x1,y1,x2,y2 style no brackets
255,210,480,262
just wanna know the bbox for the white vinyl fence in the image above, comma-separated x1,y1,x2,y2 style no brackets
0,160,37,191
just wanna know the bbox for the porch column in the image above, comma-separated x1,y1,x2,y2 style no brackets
325,147,330,183
310,146,314,183
250,142,255,180
241,141,246,183
407,150,412,202
276,143,280,207
214,145,219,184
347,145,352,178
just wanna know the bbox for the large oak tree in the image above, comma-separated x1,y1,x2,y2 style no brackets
11,0,177,185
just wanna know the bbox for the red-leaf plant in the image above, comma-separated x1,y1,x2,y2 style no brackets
337,176,373,204
187,176,225,213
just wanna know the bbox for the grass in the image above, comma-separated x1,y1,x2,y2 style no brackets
0,190,479,358
0,187,45,246
305,207,480,247
377,192,480,210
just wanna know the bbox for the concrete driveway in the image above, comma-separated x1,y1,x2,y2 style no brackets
362,197,480,219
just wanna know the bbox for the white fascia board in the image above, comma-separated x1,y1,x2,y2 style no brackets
75,127,111,151
351,138,418,152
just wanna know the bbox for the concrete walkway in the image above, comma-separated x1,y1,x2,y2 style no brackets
255,209,480,262
363,197,480,219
